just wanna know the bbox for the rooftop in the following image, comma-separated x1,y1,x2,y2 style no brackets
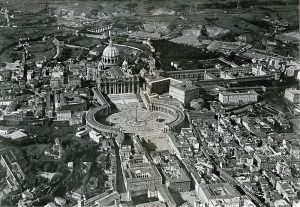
108,66,124,78
124,162,161,182
219,90,258,96
170,83,199,92
286,88,300,94
161,165,190,183
200,182,241,200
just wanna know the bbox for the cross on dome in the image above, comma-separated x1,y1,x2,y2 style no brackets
109,39,113,47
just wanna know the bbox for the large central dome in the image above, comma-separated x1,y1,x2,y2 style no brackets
102,39,119,67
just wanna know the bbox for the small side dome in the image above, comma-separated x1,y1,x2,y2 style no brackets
122,59,128,68
98,61,104,70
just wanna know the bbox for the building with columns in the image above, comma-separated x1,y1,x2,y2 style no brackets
97,75,140,94
93,39,141,94
86,38,141,94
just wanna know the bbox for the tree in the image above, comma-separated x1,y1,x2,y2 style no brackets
126,2,138,14
91,9,100,17
141,139,157,152
44,163,56,172
97,172,108,191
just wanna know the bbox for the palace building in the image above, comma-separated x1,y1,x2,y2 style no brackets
198,182,242,207
218,91,258,105
123,162,162,192
169,83,200,106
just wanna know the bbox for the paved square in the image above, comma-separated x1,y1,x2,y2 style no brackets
108,93,139,105
105,102,174,151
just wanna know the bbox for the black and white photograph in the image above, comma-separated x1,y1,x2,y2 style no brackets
0,0,299,206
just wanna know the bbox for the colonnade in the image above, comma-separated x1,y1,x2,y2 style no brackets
151,105,176,116
98,82,140,94
87,25,113,34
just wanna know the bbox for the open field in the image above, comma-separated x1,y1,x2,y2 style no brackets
0,0,298,28
0,0,298,64
0,0,298,13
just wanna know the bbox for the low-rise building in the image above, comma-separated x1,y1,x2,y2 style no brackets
273,199,290,207
56,110,72,121
157,185,176,207
161,164,191,192
44,138,63,160
284,88,300,104
135,201,167,207
0,126,14,135
207,40,247,54
151,150,191,192
219,91,258,105
276,180,297,202
122,162,162,192
89,130,103,143
50,77,62,88
1,150,25,188
198,182,241,207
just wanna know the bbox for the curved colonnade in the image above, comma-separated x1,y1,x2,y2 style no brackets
140,90,186,132
86,105,119,136
86,89,186,136
150,101,186,133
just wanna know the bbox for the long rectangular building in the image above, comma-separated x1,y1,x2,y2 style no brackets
219,91,258,105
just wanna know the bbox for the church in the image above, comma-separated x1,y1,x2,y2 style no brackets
87,39,141,94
